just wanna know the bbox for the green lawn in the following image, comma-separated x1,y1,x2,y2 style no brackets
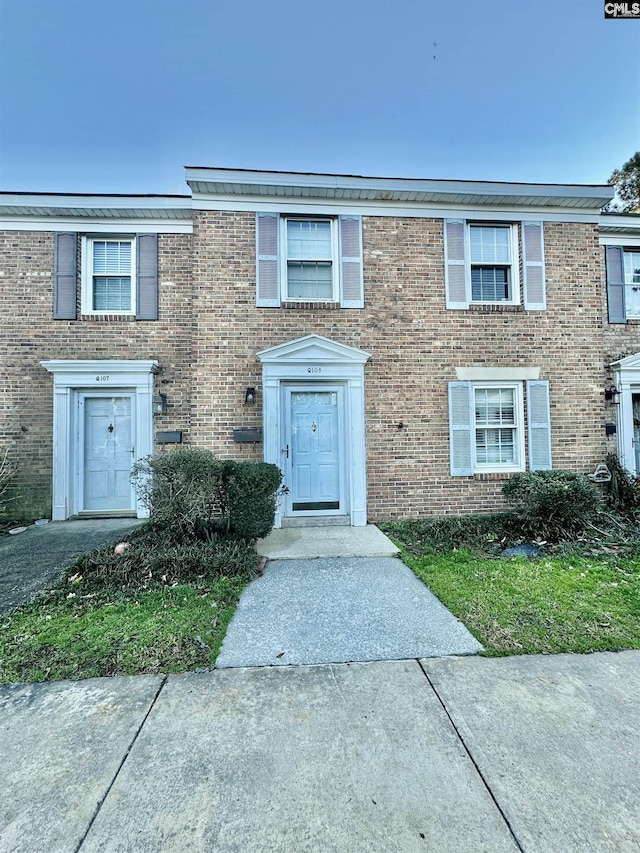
0,523,257,684
0,576,249,684
394,546,640,656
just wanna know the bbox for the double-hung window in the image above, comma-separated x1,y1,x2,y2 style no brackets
256,213,364,308
449,379,551,475
625,250,640,318
284,218,337,302
445,219,546,310
469,225,515,303
605,244,640,323
473,385,522,470
53,232,158,321
82,237,135,314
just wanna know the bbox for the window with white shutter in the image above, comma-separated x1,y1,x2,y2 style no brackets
445,219,546,310
256,213,364,308
449,379,551,475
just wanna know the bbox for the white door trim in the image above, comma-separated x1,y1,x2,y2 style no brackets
41,359,158,520
283,383,347,518
257,335,370,528
611,353,640,475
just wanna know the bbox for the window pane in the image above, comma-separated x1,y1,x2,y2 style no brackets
471,267,510,301
623,251,640,284
93,276,132,311
475,388,515,426
287,261,333,299
287,220,332,260
92,241,132,275
475,428,516,464
470,226,510,264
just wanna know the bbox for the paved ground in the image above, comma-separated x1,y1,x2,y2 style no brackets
257,524,400,558
0,519,143,614
217,557,482,666
1,652,638,852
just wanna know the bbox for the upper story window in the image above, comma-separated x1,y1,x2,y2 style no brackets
624,249,640,318
82,237,136,314
605,244,640,323
469,225,515,303
444,219,546,311
53,231,158,321
256,213,364,308
284,218,338,302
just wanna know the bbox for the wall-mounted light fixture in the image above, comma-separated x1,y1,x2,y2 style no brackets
605,385,620,403
152,392,168,416
245,387,256,405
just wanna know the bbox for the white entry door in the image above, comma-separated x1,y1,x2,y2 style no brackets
284,386,346,516
80,395,135,513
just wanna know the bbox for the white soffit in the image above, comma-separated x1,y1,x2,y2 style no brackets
186,166,613,212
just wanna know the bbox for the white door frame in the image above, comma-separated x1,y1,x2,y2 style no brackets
257,335,370,528
283,383,347,518
611,353,640,475
41,359,158,520
77,392,137,514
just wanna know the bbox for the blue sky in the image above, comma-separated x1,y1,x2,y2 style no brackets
0,0,638,193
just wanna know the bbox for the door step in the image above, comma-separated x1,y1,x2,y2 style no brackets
282,516,351,528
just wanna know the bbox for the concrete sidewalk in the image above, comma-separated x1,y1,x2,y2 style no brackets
1,652,638,852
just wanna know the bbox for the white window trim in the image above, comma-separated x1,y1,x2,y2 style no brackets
467,223,520,306
472,381,525,473
81,235,137,315
280,216,339,303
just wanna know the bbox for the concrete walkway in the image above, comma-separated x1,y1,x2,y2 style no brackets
0,518,144,615
1,652,638,852
217,556,482,666
220,524,482,666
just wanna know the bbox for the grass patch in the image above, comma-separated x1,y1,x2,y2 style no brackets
0,524,256,683
383,518,640,656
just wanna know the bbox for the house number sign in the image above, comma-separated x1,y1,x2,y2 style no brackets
307,367,321,374
95,375,110,382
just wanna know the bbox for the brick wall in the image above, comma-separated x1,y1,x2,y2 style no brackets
0,231,193,519
0,214,610,522
190,212,608,520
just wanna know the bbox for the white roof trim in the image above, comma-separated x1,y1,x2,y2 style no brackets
186,167,613,211
257,334,371,365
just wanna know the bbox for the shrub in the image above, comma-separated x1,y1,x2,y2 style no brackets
605,453,640,517
228,460,284,539
131,448,282,541
502,470,604,542
380,513,517,555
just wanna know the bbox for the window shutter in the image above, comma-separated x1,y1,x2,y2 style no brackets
53,232,77,320
256,213,280,307
444,220,468,308
522,221,546,310
449,381,473,476
605,245,625,324
339,215,364,308
527,380,552,471
136,234,158,320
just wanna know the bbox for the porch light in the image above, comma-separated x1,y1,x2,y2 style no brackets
152,392,168,415
605,385,620,403
245,387,256,405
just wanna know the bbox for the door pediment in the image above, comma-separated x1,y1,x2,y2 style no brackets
257,334,371,365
